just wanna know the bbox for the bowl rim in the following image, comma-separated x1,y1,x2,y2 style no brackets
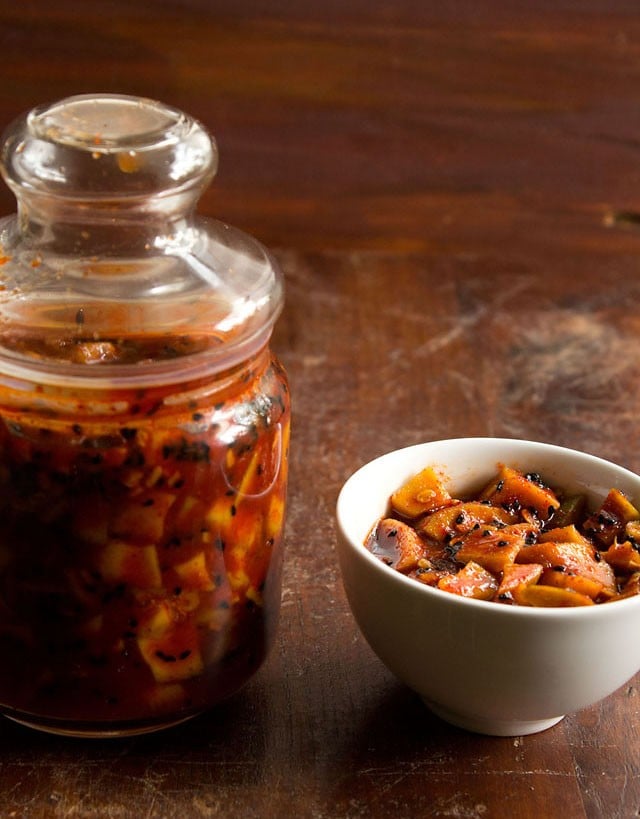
336,436,640,619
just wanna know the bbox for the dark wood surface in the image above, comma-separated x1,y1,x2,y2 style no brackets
2,1,640,816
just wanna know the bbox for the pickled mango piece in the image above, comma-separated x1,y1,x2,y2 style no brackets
367,518,425,572
136,600,175,637
601,540,640,573
97,541,162,588
418,501,517,542
611,572,640,601
110,490,176,544
266,494,286,541
539,567,604,601
172,551,215,591
455,524,534,574
516,540,616,596
627,520,640,543
437,561,498,600
513,584,595,607
390,466,453,519
583,488,640,547
495,563,543,602
479,465,560,521
205,497,234,530
171,495,207,537
539,525,591,546
137,622,204,683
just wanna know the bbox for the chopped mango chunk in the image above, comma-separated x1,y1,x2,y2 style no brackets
495,563,543,602
437,561,498,600
479,465,560,521
137,622,204,683
516,540,616,596
539,525,591,546
418,501,517,542
136,600,175,638
367,518,425,572
583,488,640,546
97,541,162,588
172,551,215,591
539,567,604,600
601,540,640,573
390,466,453,519
110,491,176,544
455,524,534,574
513,584,595,607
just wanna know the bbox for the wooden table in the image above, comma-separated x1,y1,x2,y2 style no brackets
1,2,640,816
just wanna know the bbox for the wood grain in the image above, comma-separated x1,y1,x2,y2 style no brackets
1,1,640,816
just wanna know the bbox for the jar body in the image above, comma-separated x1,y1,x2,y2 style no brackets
0,346,289,736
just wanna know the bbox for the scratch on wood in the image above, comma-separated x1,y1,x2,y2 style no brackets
411,277,533,358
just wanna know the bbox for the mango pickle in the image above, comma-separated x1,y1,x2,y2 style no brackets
0,346,290,734
366,464,640,607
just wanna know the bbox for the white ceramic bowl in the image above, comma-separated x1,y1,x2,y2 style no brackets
336,437,640,736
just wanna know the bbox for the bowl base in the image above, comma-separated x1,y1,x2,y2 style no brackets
424,700,565,736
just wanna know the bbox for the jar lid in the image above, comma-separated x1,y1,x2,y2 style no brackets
0,94,284,388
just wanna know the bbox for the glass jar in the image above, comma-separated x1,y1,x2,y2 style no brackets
0,94,290,736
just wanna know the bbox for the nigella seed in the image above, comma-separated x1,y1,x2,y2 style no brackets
497,540,508,547
502,499,521,514
594,551,602,562
455,513,466,525
496,480,504,491
155,650,178,663
552,565,566,572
